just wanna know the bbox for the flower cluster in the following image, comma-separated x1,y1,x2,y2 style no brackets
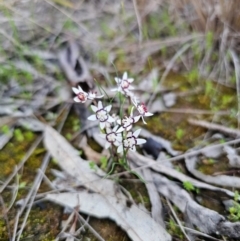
73,72,153,153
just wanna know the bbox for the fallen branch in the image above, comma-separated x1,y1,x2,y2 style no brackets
127,151,237,198
185,155,240,187
188,118,240,137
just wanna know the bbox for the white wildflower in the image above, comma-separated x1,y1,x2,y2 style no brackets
111,72,134,96
101,125,123,149
117,107,140,131
88,101,115,129
72,86,88,103
72,86,104,103
131,98,153,124
117,129,146,153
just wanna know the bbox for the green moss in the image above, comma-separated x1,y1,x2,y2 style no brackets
0,128,61,240
167,218,184,240
197,156,229,175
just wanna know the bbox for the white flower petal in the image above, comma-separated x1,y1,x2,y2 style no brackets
122,72,127,80
108,116,115,123
98,101,103,109
117,119,122,125
111,88,118,92
133,129,141,137
106,128,111,134
137,138,146,145
91,105,98,112
96,94,104,99
130,107,134,116
115,135,122,142
117,145,124,153
119,87,125,92
115,77,121,84
126,125,132,131
131,97,138,106
125,91,134,98
105,105,112,112
131,146,136,152
134,115,141,123
78,86,84,92
128,78,134,83
141,116,147,124
126,132,132,138
87,93,95,100
99,134,106,139
145,112,153,116
100,122,105,129
72,87,79,94
105,142,111,149
112,125,118,132
113,140,120,146
105,122,111,128
88,115,97,121
73,97,80,102
117,126,124,133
